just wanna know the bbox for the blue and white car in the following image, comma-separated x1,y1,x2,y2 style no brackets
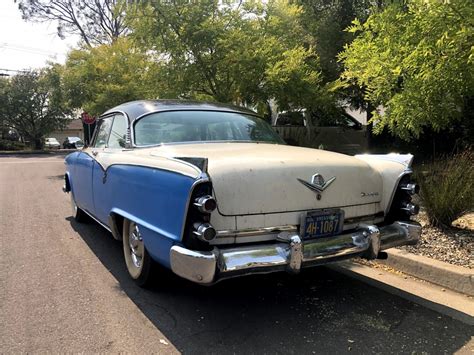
64,100,421,286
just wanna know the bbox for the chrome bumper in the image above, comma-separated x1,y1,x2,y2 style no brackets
170,221,421,285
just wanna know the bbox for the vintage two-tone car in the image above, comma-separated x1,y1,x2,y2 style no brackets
63,100,421,286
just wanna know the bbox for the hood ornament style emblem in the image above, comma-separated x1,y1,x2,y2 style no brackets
297,174,336,200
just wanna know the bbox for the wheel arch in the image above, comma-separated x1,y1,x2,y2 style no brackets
64,172,72,193
108,212,125,241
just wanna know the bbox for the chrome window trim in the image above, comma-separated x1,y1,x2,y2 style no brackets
130,109,282,148
94,110,131,148
106,113,128,149
92,114,115,149
134,140,283,149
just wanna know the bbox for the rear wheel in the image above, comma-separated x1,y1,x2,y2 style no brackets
123,219,153,286
70,193,87,223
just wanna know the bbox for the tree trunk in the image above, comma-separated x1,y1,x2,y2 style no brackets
34,137,43,150
366,103,374,150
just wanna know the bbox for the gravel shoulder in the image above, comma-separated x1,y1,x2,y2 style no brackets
399,211,473,269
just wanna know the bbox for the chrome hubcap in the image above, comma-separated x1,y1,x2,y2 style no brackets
129,223,143,269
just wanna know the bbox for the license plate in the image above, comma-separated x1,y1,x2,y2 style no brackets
300,209,344,239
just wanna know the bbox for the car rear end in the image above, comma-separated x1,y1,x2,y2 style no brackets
168,145,421,285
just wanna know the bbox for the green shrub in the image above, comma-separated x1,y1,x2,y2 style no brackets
0,139,26,151
416,150,474,227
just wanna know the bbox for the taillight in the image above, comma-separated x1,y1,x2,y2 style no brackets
400,183,420,195
182,181,218,250
193,222,217,242
194,195,217,213
400,201,420,215
386,174,420,223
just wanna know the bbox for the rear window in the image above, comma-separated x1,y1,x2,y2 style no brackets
134,110,285,146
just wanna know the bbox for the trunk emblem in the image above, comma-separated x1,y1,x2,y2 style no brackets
297,174,336,197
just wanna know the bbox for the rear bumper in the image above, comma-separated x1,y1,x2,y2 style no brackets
170,221,421,285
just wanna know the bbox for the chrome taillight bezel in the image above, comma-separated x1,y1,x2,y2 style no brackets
194,195,217,213
400,183,420,195
193,222,217,242
386,174,420,223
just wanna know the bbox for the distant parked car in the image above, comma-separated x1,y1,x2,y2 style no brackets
63,100,421,287
44,137,60,149
63,137,84,149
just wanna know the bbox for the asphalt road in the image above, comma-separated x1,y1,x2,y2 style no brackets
1,153,473,354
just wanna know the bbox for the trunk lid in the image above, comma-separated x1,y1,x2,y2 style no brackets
147,143,382,216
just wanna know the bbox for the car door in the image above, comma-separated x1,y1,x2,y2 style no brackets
74,116,114,217
92,114,128,225
72,150,95,213
72,118,112,215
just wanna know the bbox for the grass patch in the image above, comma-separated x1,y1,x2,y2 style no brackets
416,150,474,227
0,139,26,151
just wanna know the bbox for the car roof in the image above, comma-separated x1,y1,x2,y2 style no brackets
101,100,257,122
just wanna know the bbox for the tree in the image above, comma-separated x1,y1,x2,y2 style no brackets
16,0,128,46
62,38,156,116
297,0,376,83
2,68,71,149
0,77,9,140
339,0,474,140
127,0,331,117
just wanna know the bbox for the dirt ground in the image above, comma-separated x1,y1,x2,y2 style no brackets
400,212,473,269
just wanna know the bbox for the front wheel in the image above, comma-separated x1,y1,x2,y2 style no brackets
70,193,87,223
123,219,153,287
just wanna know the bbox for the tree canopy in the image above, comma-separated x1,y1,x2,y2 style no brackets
126,0,330,116
16,0,473,141
297,0,377,83
62,38,155,116
16,0,128,46
1,68,71,149
339,0,474,139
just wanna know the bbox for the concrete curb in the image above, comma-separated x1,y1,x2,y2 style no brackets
380,249,474,296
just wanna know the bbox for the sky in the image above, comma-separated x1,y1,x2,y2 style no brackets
0,1,79,75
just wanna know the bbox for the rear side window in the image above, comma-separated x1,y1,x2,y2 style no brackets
93,116,113,148
108,114,128,148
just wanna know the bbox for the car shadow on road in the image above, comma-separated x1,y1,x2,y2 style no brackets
68,217,473,354
47,174,64,180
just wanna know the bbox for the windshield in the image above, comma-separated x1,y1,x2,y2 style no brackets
134,110,285,146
